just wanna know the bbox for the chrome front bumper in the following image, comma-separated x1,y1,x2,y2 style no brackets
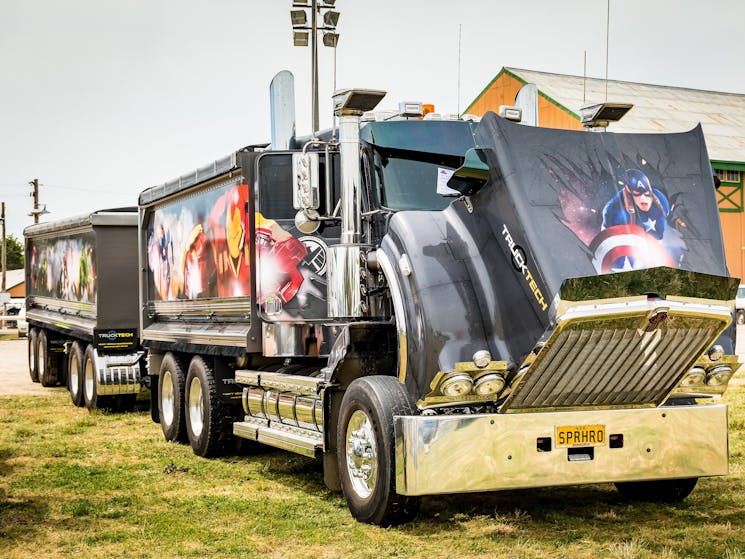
394,405,728,496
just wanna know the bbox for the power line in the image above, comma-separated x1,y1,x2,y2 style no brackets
41,184,131,195
1,181,130,195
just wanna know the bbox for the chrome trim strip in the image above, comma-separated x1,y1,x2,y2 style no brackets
29,296,96,317
149,298,251,318
375,249,408,384
395,405,728,496
142,322,249,347
26,308,96,336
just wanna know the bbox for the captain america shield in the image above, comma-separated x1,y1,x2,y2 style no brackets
590,224,675,274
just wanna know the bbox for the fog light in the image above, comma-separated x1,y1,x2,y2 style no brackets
473,372,505,396
440,373,473,397
706,365,733,386
707,345,725,362
473,350,492,369
680,367,706,387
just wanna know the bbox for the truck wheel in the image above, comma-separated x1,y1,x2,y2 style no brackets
615,478,698,502
158,353,188,443
82,344,104,410
28,329,39,383
38,330,57,387
185,355,232,457
68,342,85,407
737,310,745,325
337,376,421,526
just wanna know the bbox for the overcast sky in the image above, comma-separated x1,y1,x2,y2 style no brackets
1,0,744,243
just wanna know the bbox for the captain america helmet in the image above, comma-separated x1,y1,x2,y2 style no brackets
624,169,652,195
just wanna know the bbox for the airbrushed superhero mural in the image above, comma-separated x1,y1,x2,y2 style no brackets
146,181,310,309
545,156,691,275
28,233,96,303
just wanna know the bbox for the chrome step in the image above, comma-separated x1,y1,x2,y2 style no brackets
234,417,322,458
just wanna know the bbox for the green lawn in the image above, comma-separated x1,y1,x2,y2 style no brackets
1,380,744,559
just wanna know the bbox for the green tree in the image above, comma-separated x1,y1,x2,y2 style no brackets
4,234,24,270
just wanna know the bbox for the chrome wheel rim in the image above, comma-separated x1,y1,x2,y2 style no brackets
84,356,94,402
188,376,204,437
38,340,45,379
29,337,36,376
70,355,79,397
345,409,378,499
161,370,175,427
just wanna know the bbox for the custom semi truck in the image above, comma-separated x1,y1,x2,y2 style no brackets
24,209,145,412
135,73,739,525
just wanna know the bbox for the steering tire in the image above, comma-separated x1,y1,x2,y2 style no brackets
615,478,698,502
337,376,421,526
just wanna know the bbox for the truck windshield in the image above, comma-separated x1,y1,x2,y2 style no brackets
372,147,463,211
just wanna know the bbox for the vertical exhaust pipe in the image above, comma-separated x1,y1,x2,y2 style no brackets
326,89,386,318
269,70,296,150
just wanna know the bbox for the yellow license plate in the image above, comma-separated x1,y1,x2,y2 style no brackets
556,424,606,448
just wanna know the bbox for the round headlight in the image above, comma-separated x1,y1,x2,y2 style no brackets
680,367,706,387
474,373,506,396
707,345,725,362
473,350,492,369
440,373,474,397
706,365,733,386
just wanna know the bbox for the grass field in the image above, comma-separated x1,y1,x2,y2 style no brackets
1,379,744,559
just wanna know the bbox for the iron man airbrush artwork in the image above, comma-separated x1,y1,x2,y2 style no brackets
146,181,311,312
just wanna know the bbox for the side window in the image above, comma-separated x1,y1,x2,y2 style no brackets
257,154,294,219
257,151,341,238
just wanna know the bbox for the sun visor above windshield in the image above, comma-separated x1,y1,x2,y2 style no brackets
360,120,477,157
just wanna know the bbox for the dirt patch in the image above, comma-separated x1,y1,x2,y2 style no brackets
0,339,64,396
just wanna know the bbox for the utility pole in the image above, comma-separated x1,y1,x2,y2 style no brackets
1,202,6,329
30,178,39,224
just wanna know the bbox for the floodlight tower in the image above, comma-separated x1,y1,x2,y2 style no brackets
290,0,340,135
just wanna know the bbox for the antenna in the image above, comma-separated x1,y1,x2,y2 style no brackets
457,23,462,116
605,0,610,101
583,50,587,104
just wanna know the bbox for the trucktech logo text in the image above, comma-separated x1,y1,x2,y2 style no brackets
501,224,548,311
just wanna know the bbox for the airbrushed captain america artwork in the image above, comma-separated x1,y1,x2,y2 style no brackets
544,154,692,275
601,169,670,240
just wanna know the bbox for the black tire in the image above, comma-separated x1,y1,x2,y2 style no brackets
737,310,745,325
615,477,698,502
185,355,234,457
38,330,58,387
82,344,104,410
28,328,39,383
68,341,85,407
337,376,421,526
158,353,188,443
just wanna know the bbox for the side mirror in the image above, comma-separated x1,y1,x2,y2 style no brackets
447,148,490,196
293,152,320,210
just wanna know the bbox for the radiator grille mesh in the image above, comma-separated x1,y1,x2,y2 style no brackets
501,312,724,412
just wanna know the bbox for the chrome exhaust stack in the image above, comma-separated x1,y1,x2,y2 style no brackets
326,89,386,318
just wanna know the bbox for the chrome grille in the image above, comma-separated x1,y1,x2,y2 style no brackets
501,304,730,412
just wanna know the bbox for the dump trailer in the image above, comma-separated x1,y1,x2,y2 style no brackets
24,208,146,411
139,74,739,525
